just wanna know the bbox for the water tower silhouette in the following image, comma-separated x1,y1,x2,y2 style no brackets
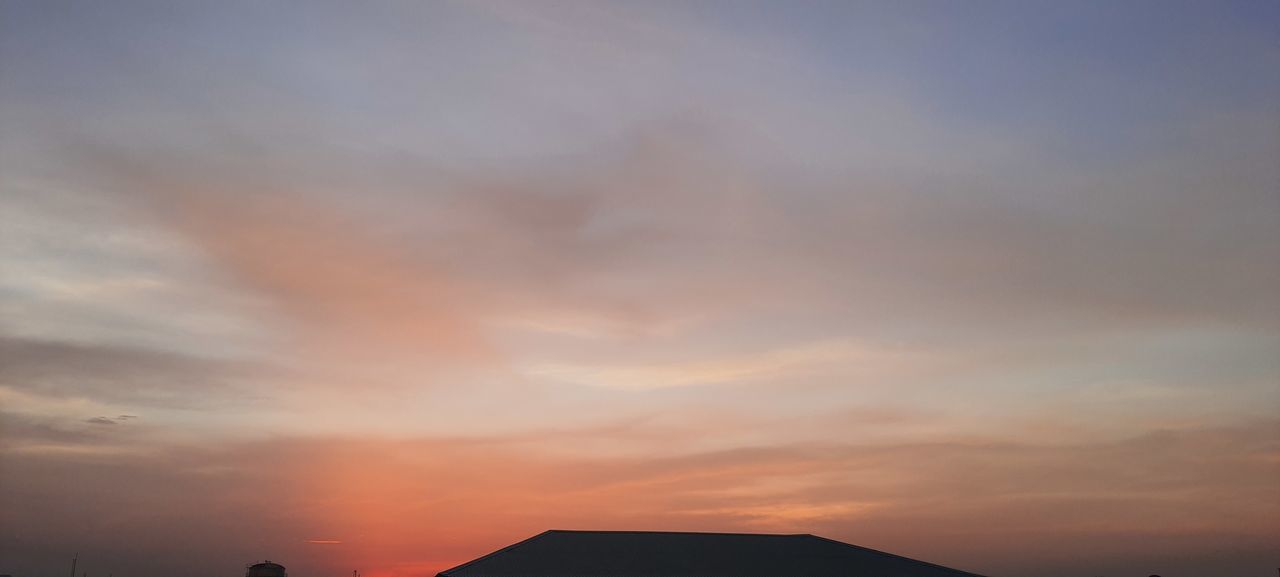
246,561,287,577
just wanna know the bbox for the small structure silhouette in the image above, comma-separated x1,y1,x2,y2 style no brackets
246,561,286,577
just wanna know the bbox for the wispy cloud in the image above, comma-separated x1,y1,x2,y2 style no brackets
2,421,1275,577
523,339,921,390
1,1,1277,577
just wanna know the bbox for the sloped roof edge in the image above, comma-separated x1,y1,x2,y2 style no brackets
436,529,987,577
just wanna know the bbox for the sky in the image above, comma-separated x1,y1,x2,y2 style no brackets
0,1,1277,576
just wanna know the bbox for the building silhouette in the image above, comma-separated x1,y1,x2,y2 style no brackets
438,530,985,577
246,561,286,577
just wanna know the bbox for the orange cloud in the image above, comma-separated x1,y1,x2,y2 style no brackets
263,420,1278,577
159,192,491,362
3,418,1277,577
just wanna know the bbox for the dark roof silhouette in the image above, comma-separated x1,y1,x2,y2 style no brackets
437,530,986,577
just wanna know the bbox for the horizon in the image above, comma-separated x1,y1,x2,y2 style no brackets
1,1,1278,577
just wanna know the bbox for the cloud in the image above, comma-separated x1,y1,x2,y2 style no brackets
65,125,762,352
0,335,268,409
1,3,1277,577
522,338,923,390
1,420,1274,577
83,415,139,426
127,186,493,362
0,185,270,357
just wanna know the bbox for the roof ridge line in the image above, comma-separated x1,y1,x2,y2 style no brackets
436,530,553,577
544,529,809,537
804,534,988,577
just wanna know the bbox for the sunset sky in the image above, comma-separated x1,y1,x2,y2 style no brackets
1,1,1278,577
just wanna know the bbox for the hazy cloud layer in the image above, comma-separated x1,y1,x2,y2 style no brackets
2,421,1276,577
1,1,1277,577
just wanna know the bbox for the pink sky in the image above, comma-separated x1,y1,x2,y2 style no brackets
1,2,1278,577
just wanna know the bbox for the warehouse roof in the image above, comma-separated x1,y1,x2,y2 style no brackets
437,530,986,577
